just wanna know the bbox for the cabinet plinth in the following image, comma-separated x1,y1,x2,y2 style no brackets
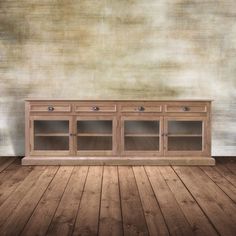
22,100,215,165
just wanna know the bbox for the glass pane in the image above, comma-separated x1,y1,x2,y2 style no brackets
125,137,159,151
77,121,112,134
34,137,69,150
168,121,202,135
34,120,69,134
77,137,112,150
125,121,159,135
168,137,202,151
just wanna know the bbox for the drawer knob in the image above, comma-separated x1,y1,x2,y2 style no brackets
137,106,145,112
48,106,54,111
182,106,190,112
92,106,99,111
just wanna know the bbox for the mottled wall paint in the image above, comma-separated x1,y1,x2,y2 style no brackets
0,0,235,156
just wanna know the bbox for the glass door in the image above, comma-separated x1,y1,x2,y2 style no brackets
30,116,72,155
164,117,207,156
76,116,116,156
121,116,163,156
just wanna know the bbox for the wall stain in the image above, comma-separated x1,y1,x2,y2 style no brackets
0,0,235,155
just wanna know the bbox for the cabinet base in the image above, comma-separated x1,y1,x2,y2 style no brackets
22,156,215,166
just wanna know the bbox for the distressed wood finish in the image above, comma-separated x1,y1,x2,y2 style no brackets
0,157,235,235
23,99,214,165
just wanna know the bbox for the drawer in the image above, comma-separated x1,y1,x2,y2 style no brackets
75,103,117,113
165,104,207,113
30,103,71,113
120,103,162,113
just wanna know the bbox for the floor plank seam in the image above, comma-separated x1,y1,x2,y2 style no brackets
157,166,195,235
214,165,236,188
0,161,35,208
0,157,17,173
117,166,125,236
131,166,149,236
200,166,236,204
71,166,90,235
143,166,171,236
97,165,104,236
171,166,221,236
45,166,75,236
19,166,60,236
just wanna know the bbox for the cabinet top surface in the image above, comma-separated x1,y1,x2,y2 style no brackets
25,98,213,102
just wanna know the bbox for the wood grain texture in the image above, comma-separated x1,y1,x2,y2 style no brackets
72,166,103,236
145,166,194,236
0,166,58,235
173,166,236,236
0,157,235,235
133,166,169,236
118,166,149,236
22,166,73,236
47,166,88,236
99,166,123,236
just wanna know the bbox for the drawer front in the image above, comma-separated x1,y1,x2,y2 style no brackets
165,104,207,113
30,104,71,113
121,104,162,113
75,103,116,113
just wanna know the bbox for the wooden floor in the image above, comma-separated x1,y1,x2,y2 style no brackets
0,157,235,236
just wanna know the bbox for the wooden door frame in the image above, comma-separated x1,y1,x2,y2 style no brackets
120,115,164,157
164,116,208,157
76,115,117,156
30,115,73,156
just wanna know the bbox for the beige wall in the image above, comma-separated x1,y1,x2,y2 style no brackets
0,0,235,156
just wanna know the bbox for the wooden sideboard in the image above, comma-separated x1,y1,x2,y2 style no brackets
22,99,215,165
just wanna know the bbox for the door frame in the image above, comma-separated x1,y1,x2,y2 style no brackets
164,116,208,157
121,115,164,157
30,115,73,156
76,115,117,156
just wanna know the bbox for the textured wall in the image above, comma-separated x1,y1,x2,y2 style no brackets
0,0,235,156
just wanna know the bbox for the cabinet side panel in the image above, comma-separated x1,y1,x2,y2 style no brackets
25,101,30,156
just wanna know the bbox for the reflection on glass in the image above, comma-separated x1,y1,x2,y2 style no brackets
124,120,160,151
34,137,69,150
168,121,202,135
34,121,69,134
77,121,112,134
77,120,113,151
77,137,112,150
168,137,202,151
125,137,159,151
125,121,159,135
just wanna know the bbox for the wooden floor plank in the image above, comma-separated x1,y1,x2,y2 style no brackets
145,166,194,236
22,166,74,236
118,166,149,236
201,166,236,203
215,162,236,187
99,166,123,236
0,166,47,227
0,159,33,206
47,166,88,236
174,166,236,236
216,158,236,174
0,157,17,173
159,166,218,236
133,166,169,236
0,157,235,236
0,166,58,236
72,166,103,236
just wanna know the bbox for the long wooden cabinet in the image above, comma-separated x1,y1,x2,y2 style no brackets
22,99,215,165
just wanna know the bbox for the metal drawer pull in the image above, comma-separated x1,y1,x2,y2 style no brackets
137,106,145,112
48,106,54,111
182,106,190,111
92,106,99,111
